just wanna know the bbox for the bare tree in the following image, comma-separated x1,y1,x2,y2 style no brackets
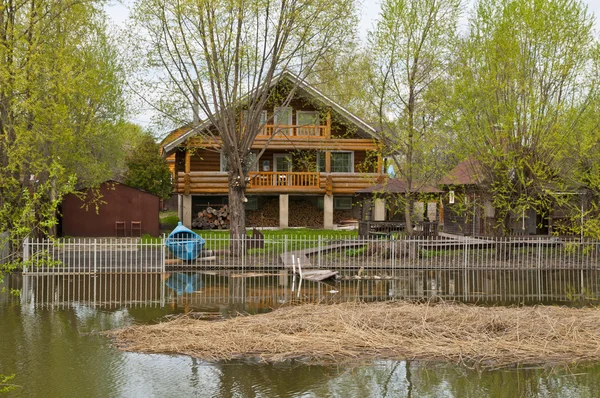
130,0,356,237
368,0,462,234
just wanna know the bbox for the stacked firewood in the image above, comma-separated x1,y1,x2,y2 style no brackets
192,205,230,229
246,199,279,227
289,200,322,227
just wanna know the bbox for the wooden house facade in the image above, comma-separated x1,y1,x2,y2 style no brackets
162,73,385,229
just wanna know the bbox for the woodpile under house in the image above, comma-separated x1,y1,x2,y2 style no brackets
192,205,230,229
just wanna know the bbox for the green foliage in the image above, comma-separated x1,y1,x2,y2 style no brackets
124,134,173,200
450,0,599,235
368,0,462,234
0,1,128,258
0,374,18,394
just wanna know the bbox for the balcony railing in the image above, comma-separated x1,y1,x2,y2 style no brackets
257,125,328,138
249,172,320,189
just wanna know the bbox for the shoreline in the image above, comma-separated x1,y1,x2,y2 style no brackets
108,301,600,370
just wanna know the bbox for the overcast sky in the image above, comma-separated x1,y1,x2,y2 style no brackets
105,0,600,129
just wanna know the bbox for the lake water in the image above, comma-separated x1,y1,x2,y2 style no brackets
2,272,600,397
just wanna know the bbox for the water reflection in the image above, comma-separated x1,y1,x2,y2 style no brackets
2,297,600,398
6,268,600,311
3,274,600,397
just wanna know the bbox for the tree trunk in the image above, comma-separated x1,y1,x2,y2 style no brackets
404,194,414,236
228,177,247,256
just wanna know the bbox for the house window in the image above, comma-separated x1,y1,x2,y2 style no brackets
245,196,258,210
296,111,320,136
334,197,353,210
221,151,259,172
274,106,292,135
317,152,326,172
317,197,353,210
316,151,354,173
220,152,228,172
242,110,268,134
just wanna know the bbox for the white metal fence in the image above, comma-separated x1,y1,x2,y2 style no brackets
22,235,600,273
17,235,600,307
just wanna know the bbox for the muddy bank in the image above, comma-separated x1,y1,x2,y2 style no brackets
108,302,600,369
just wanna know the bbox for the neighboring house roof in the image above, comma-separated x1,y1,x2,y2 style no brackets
74,180,160,198
356,178,442,194
439,159,484,186
162,71,378,156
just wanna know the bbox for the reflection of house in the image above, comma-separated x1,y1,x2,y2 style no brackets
162,72,384,229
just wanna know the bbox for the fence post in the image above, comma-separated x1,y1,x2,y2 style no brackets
537,237,542,302
94,238,97,273
22,237,29,273
391,233,395,270
318,235,321,268
161,234,166,274
463,238,468,301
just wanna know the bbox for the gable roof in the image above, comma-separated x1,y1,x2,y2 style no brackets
439,159,484,186
162,71,377,156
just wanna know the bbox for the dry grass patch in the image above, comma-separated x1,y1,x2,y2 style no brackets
108,302,600,369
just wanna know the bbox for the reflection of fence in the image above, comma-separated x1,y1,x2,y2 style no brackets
16,235,600,307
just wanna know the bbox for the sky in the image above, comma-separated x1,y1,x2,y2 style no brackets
105,0,600,129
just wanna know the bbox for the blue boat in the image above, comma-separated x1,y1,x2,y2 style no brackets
165,272,203,295
165,222,206,260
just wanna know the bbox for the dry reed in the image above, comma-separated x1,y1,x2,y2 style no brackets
107,302,600,369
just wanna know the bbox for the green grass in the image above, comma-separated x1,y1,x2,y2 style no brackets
160,211,180,229
143,228,358,252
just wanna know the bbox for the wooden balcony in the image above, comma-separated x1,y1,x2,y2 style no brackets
257,124,329,138
249,172,320,190
176,172,383,195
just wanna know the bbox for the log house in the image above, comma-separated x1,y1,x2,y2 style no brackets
162,72,386,229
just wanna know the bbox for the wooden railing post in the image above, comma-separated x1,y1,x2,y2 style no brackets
326,111,331,138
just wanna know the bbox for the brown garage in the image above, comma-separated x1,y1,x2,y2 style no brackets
61,181,160,237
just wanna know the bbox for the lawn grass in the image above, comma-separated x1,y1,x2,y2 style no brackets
143,228,358,253
159,211,180,229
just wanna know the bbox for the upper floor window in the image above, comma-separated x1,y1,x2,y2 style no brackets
241,110,267,134
274,106,292,135
297,111,320,136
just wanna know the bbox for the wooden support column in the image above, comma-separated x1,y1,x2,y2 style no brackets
184,148,191,195
374,198,386,221
326,111,331,138
324,194,334,229
377,154,383,175
325,151,331,173
182,194,192,228
279,194,289,229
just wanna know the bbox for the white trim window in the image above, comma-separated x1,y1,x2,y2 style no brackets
334,197,353,210
296,111,320,136
221,151,259,172
316,151,354,173
241,110,267,135
273,153,292,172
274,106,292,135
